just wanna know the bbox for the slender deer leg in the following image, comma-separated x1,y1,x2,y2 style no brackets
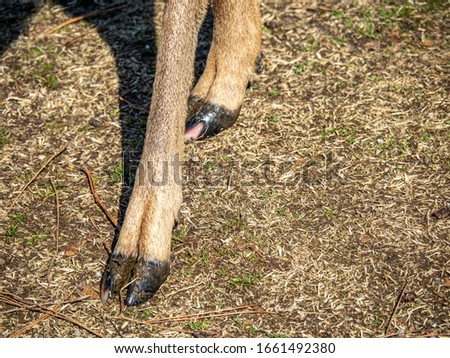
185,0,262,141
101,0,208,306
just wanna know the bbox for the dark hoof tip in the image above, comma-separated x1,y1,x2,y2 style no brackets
101,254,170,306
100,253,133,303
100,270,115,303
185,99,240,141
125,259,170,306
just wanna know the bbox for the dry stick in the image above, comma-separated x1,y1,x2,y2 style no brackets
386,328,442,338
5,145,67,218
0,295,91,315
431,290,450,306
109,319,125,338
122,310,275,327
385,280,409,337
43,3,126,36
62,3,148,47
103,239,113,255
119,304,259,325
118,317,195,334
170,310,274,323
407,333,450,338
119,96,147,112
0,292,103,338
47,178,61,288
164,282,204,298
147,303,260,323
0,291,89,306
51,178,60,252
25,305,103,337
8,288,75,338
121,304,268,325
81,164,118,229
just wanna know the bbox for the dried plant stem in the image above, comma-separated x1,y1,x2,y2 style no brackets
121,303,274,326
0,291,103,338
81,164,118,228
119,96,147,112
5,145,66,218
9,299,65,338
152,303,259,322
385,280,409,336
47,178,61,287
123,310,274,326
431,290,450,306
43,3,126,36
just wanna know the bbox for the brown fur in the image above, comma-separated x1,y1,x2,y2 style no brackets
192,0,262,111
114,0,208,260
106,0,262,304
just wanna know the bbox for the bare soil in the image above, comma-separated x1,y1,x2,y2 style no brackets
1,0,449,338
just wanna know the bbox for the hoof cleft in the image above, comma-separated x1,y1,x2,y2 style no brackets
100,254,170,306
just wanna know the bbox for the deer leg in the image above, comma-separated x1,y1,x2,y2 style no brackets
185,0,262,141
101,0,208,306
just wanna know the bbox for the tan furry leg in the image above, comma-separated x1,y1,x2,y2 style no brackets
185,0,261,140
191,42,217,99
102,0,209,306
205,0,261,111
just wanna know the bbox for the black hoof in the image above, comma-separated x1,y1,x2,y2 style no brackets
185,96,240,141
100,253,134,303
100,254,170,306
125,259,170,306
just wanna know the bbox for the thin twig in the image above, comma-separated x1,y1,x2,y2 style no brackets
150,303,260,322
5,145,66,218
8,289,74,338
431,290,450,306
103,240,113,255
122,309,275,326
119,96,147,112
387,330,450,338
43,3,126,36
386,328,444,338
293,152,324,169
109,319,124,338
80,164,118,228
248,243,266,258
406,333,450,338
385,280,409,336
47,178,61,287
9,305,62,337
165,282,204,298
0,292,103,338
120,303,271,325
118,317,196,334
120,316,193,334
0,291,89,306
63,5,146,47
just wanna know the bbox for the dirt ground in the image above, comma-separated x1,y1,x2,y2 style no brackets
1,0,449,338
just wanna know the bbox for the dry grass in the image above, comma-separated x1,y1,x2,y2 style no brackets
0,1,449,338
